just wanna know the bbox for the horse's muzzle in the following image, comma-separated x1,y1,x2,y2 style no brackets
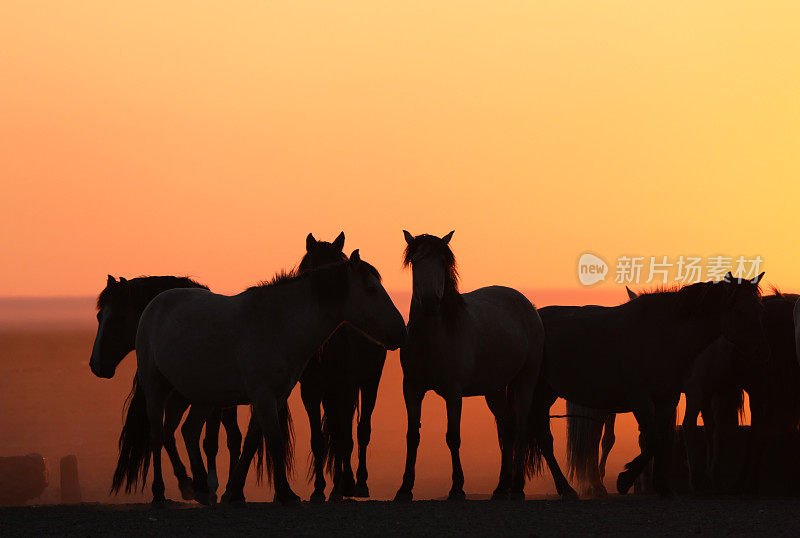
89,359,114,379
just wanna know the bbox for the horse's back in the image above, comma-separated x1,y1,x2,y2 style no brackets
137,288,250,404
463,285,539,328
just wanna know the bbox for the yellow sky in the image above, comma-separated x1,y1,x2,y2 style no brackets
1,1,799,296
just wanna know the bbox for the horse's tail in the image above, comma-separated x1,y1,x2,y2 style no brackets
111,376,151,494
565,401,607,485
321,391,358,476
252,405,266,485
260,403,295,486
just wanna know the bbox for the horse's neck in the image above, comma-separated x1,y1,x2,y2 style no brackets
260,285,343,365
407,301,454,352
660,304,725,368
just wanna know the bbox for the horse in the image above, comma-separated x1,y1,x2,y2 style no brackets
564,287,745,496
90,275,242,504
393,231,575,502
736,289,800,493
537,272,766,497
215,233,388,503
113,252,406,505
297,233,388,501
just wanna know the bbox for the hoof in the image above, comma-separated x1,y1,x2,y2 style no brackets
508,490,525,502
584,484,607,498
178,479,195,501
447,489,466,501
220,490,246,505
309,491,326,504
151,497,168,509
341,477,357,498
352,483,370,498
560,489,580,501
491,489,509,501
393,489,413,503
276,491,301,505
617,470,635,496
194,489,213,506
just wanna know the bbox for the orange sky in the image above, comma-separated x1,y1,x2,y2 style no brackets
2,1,799,297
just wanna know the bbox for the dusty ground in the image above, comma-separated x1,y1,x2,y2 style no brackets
3,496,800,537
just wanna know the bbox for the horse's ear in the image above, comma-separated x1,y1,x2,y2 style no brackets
107,275,116,285
403,230,414,245
350,249,361,266
332,232,345,252
306,233,317,252
442,230,455,244
724,271,735,283
626,286,637,300
119,277,128,286
752,272,765,285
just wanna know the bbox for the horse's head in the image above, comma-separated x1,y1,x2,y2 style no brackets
720,271,768,363
90,275,138,378
299,232,347,273
319,250,406,350
402,230,456,315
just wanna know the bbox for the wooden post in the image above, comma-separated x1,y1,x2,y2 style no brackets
60,455,81,504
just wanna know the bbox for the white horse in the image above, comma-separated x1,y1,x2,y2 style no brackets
113,252,406,505
394,231,576,502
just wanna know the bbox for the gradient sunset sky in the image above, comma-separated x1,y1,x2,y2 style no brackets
2,2,798,297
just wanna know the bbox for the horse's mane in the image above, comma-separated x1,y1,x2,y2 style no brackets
246,259,380,301
402,234,465,317
764,287,799,304
97,275,208,311
628,279,760,317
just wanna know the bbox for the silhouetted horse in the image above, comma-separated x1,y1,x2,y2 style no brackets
297,233,388,501
737,289,800,493
564,287,745,496
217,234,388,503
113,253,405,505
538,273,766,497
90,275,242,503
393,231,574,502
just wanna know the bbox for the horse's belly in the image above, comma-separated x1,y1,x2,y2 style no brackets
157,351,248,406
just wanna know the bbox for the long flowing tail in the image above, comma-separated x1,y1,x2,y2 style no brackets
320,389,359,477
111,376,151,494
565,401,608,485
258,403,294,486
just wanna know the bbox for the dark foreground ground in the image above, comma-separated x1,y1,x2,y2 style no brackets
3,497,800,537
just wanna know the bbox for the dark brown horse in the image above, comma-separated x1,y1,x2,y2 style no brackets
537,273,766,497
91,275,241,504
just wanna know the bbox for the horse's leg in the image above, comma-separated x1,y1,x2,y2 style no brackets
221,412,261,504
598,414,616,481
485,389,514,499
163,392,194,500
144,379,173,507
616,400,656,495
444,395,466,500
393,382,425,502
181,404,213,505
203,407,222,504
709,392,737,492
683,394,709,492
301,381,326,502
530,385,578,500
354,355,385,498
650,398,678,497
583,414,606,498
221,406,242,486
252,391,299,504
